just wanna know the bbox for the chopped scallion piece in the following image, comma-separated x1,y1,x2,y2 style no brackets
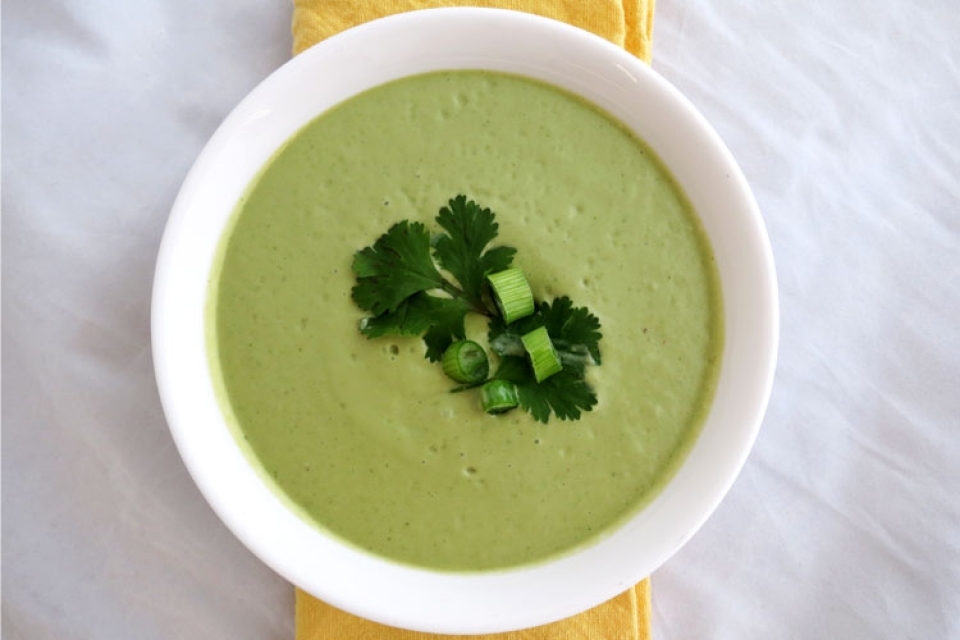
521,326,563,382
481,379,519,414
441,340,490,384
487,268,535,324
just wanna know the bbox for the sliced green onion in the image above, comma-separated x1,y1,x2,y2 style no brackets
441,340,489,383
521,326,563,383
487,268,535,324
481,379,519,414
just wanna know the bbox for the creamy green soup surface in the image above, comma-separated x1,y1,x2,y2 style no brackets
209,71,723,571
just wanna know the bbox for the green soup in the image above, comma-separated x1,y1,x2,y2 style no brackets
209,71,723,571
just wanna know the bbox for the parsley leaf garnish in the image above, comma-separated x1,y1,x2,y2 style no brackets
351,196,603,422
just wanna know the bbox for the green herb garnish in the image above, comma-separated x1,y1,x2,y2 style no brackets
480,379,520,414
493,356,598,422
488,296,602,375
520,326,563,383
351,196,602,423
442,340,490,384
352,196,512,361
488,298,602,421
487,267,535,324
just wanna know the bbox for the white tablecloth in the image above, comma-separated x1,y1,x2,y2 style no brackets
4,1,958,638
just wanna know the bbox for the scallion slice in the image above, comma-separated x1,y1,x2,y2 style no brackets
481,379,519,414
441,340,489,384
487,268,535,324
521,326,563,382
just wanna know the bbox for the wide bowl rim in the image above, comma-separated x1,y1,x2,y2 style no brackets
152,7,778,634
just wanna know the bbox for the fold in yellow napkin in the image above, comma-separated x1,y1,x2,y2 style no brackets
293,0,654,63
296,579,650,640
291,1,653,638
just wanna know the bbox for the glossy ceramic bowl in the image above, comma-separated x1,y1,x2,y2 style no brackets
152,7,777,634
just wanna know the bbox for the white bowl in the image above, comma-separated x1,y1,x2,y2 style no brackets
152,7,777,634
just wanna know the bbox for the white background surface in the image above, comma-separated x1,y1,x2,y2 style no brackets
3,1,958,638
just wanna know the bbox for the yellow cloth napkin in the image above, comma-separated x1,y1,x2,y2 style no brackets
292,0,654,63
296,580,650,639
291,1,654,637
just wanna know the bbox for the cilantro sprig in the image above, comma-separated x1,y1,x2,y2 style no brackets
352,196,512,361
434,196,517,310
351,196,603,423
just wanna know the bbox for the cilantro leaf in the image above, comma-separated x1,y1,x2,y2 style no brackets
352,221,445,316
360,293,471,362
420,298,472,362
360,293,453,337
433,195,516,309
536,296,603,365
495,357,598,423
488,297,602,372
